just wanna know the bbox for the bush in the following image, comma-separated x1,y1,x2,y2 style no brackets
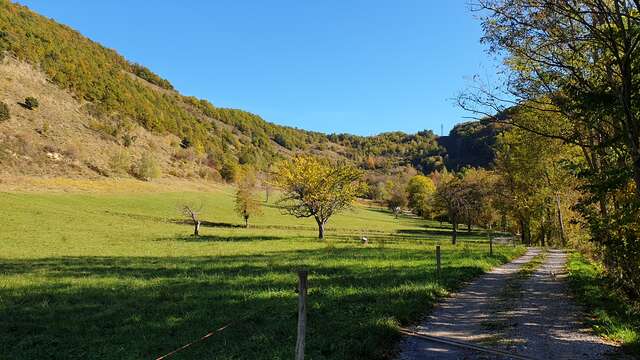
180,137,192,149
220,161,239,183
132,153,161,181
24,97,39,110
0,102,9,121
121,133,137,147
109,150,131,176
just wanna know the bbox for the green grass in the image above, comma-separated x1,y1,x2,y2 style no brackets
567,252,640,356
0,187,525,359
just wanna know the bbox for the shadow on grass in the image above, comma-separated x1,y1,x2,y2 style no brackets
174,234,288,242
0,246,513,360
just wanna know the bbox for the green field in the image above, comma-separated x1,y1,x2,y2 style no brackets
0,185,525,359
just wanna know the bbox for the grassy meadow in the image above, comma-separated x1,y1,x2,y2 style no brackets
0,181,525,359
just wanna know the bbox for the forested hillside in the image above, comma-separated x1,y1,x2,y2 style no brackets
0,0,489,181
438,120,509,170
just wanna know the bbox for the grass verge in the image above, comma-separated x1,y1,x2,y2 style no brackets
567,252,640,356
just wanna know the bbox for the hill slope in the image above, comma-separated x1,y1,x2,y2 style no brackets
0,0,492,181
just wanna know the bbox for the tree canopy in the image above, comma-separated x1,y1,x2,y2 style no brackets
273,156,365,239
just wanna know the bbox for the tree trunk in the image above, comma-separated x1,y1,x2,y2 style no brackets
467,222,471,233
315,217,326,239
501,214,507,232
451,216,458,245
519,217,532,246
628,136,640,199
194,220,200,236
555,193,566,247
244,216,248,228
540,209,548,247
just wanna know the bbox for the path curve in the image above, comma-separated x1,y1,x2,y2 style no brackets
397,249,620,360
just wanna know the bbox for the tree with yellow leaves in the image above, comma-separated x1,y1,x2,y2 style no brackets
273,156,366,239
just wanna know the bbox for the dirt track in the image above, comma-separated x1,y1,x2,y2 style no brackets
397,249,622,360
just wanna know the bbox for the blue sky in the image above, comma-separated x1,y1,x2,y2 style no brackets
17,1,494,136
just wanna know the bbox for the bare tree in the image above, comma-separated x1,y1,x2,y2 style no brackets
182,204,202,236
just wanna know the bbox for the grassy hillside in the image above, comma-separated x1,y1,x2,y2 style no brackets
0,181,524,359
0,0,450,180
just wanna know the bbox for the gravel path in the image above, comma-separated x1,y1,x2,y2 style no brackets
397,249,621,360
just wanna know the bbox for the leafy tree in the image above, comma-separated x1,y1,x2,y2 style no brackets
432,172,474,244
0,102,9,121
459,168,498,232
406,175,436,217
470,0,640,199
461,0,640,296
235,169,262,227
273,156,365,239
24,97,38,110
493,119,579,246
386,180,408,218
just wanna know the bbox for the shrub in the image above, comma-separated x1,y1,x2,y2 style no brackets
198,166,221,181
220,160,239,183
122,133,137,147
132,153,161,181
273,133,293,150
41,121,50,134
0,102,9,121
180,137,192,149
24,97,39,110
62,142,82,160
109,150,131,176
173,147,197,162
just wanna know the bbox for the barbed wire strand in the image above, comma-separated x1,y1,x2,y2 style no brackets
154,306,269,360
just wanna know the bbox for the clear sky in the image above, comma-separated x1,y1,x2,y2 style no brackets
16,1,493,136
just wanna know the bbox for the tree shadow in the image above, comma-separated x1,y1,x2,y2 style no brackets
173,234,288,242
0,246,512,359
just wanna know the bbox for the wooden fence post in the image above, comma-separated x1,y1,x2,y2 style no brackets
296,270,308,360
436,245,441,281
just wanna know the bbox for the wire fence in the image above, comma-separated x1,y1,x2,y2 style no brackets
153,239,509,359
